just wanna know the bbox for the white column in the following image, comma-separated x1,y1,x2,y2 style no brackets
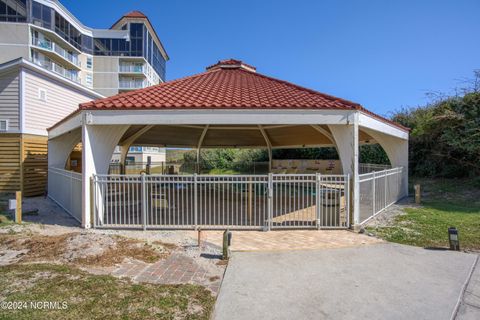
47,128,82,169
82,123,129,228
361,128,409,197
47,128,82,208
258,125,272,172
328,113,360,228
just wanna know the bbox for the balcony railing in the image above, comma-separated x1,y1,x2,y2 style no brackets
119,79,147,89
32,37,52,50
53,44,79,67
119,64,144,73
32,37,79,67
32,58,80,83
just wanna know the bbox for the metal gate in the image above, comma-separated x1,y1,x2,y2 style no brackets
92,173,350,230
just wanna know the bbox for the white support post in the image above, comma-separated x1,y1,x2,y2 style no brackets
141,173,147,231
194,173,198,229
310,125,335,144
258,125,273,172
266,173,273,231
47,129,82,169
82,123,93,229
196,125,209,173
352,115,360,227
328,113,360,229
316,173,321,229
119,125,154,172
361,127,409,197
82,121,129,229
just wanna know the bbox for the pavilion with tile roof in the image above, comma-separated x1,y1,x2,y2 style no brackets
47,59,409,230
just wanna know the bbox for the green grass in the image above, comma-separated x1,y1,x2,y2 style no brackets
0,213,14,227
208,168,240,175
0,264,215,320
0,193,14,227
366,178,480,250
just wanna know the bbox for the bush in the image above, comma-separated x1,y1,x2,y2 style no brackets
392,91,480,178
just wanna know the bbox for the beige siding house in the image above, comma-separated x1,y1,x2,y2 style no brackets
0,70,20,132
0,1,170,195
0,58,102,195
23,69,97,136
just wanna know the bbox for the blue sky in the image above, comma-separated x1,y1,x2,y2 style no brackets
62,0,480,117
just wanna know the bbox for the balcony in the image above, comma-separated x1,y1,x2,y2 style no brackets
32,37,52,50
31,37,80,69
119,63,144,73
119,79,147,90
32,58,80,83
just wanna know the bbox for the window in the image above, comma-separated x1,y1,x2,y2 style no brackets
31,1,52,29
54,11,82,50
32,1,41,20
93,38,129,56
0,120,8,131
86,57,92,69
0,0,27,22
85,73,92,85
81,35,93,54
42,4,52,29
38,88,47,102
129,23,144,56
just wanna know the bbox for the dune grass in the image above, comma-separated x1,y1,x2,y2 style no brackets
366,178,480,250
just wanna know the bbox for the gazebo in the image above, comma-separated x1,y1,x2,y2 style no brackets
47,59,409,230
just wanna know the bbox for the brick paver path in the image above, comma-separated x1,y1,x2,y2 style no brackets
203,230,382,252
111,252,224,294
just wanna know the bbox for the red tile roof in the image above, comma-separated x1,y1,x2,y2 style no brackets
111,11,147,28
123,10,147,18
206,59,257,71
79,60,408,131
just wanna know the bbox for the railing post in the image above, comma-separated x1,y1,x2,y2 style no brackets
372,171,376,216
266,173,273,231
70,171,73,215
384,171,387,209
346,174,350,227
141,173,147,231
316,173,321,229
194,173,198,229
90,176,95,228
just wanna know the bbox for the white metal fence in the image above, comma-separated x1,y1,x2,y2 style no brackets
359,163,391,174
47,167,82,222
92,173,350,230
46,167,402,229
359,167,404,224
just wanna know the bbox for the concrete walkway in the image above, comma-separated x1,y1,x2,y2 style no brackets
456,255,480,319
213,243,477,320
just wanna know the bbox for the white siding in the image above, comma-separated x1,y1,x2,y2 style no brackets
0,70,20,132
23,70,95,136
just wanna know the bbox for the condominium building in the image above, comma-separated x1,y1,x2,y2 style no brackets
111,146,166,164
0,0,168,96
0,0,169,195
